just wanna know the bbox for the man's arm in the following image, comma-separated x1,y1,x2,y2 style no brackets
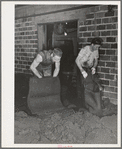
53,62,60,77
75,55,88,78
93,58,98,68
91,58,98,75
75,56,85,74
30,54,43,78
91,50,99,74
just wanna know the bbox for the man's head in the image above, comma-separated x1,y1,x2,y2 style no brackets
52,48,62,62
91,37,103,51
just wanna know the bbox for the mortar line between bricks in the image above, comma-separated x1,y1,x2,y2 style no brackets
79,29,117,33
86,13,117,17
15,25,36,27
100,49,118,50
101,85,117,88
79,24,117,28
100,78,116,81
102,84,117,89
82,13,118,20
79,37,117,39
97,66,117,69
15,30,37,32
15,43,38,45
98,68,118,70
15,29,37,31
103,91,117,94
102,97,118,100
15,35,38,36
97,72,117,75
72,46,117,49
99,59,117,61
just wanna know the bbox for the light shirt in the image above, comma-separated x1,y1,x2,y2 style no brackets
78,46,99,68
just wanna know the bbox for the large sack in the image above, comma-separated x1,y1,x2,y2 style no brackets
28,95,64,114
27,76,64,114
28,76,60,97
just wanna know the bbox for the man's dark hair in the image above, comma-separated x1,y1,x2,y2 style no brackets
53,48,63,57
91,37,103,45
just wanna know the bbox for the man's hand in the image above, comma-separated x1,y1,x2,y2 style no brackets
39,76,42,79
91,67,96,75
82,71,88,78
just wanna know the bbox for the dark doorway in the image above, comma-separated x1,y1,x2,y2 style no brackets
58,39,78,107
51,20,78,107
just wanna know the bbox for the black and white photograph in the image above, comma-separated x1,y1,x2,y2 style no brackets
2,1,121,148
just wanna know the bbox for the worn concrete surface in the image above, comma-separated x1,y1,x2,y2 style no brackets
15,110,117,144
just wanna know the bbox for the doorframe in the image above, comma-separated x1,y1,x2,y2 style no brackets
37,19,78,53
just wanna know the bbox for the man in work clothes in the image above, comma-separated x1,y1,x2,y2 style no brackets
30,48,77,109
30,48,62,78
75,37,104,117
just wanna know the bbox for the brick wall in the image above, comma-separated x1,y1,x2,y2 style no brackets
78,5,118,104
15,17,38,74
15,5,118,104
